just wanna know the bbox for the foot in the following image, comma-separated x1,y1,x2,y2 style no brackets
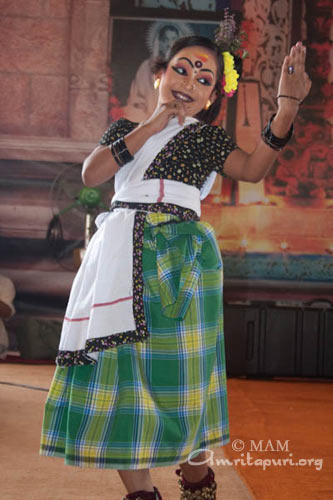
175,467,217,499
123,486,162,500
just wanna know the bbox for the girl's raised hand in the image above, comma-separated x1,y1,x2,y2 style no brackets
277,41,312,115
140,99,187,135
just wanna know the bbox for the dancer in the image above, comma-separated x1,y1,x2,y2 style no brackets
39,13,311,500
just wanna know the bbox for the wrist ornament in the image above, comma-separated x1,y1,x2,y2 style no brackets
109,138,134,167
261,113,293,152
276,94,301,104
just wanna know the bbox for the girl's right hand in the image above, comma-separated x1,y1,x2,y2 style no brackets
139,99,187,135
82,100,187,187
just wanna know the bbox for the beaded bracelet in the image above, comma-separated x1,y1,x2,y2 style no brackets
261,113,294,152
109,138,134,167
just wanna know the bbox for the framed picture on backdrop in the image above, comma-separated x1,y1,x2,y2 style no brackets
109,0,244,20
108,17,225,123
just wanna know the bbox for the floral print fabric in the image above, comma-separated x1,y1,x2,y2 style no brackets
99,118,238,187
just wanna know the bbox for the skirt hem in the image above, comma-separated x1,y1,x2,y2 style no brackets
39,434,230,470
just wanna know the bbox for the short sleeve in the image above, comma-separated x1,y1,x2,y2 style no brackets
199,124,239,178
98,118,137,146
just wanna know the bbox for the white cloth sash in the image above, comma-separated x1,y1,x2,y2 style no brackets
57,208,136,363
56,116,216,365
112,179,201,216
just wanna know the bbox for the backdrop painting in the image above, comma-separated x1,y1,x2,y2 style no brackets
200,0,333,280
109,0,243,18
1,0,332,317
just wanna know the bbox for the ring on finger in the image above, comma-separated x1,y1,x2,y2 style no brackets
288,65,295,75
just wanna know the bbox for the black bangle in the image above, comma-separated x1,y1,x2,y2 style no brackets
109,138,134,167
261,113,293,152
109,143,123,167
113,138,134,164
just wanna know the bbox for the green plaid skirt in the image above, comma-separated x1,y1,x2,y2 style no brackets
39,212,229,469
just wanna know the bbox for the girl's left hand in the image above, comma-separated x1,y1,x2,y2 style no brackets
277,41,312,115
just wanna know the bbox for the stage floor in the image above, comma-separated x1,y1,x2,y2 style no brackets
1,362,332,499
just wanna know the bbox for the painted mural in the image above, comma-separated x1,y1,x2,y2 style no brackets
0,0,332,315
201,0,333,281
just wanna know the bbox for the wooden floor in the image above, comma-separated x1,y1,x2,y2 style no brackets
0,362,332,499
224,377,333,500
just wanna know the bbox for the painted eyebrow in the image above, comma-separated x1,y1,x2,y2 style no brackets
177,57,194,67
198,69,214,76
176,57,215,76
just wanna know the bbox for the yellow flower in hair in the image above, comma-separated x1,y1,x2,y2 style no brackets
222,51,239,97
223,51,234,73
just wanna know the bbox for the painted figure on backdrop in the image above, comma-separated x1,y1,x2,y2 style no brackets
123,21,193,122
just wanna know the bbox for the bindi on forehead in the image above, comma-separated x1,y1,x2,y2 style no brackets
176,55,215,76
194,53,209,68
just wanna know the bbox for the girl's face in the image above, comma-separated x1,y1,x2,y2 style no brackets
157,45,219,117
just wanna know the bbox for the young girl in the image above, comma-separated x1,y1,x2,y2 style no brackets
39,26,311,500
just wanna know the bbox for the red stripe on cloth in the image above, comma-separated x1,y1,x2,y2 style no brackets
92,296,133,308
157,178,164,202
64,316,90,322
64,296,133,322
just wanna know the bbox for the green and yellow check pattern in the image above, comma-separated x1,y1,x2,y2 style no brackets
40,214,229,469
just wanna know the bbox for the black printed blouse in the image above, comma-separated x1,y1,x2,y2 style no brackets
99,118,238,190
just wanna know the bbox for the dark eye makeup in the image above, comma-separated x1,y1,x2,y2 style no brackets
172,65,187,75
198,76,213,86
171,65,213,86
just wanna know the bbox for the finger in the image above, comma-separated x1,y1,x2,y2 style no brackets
163,101,179,119
295,43,305,71
179,110,186,126
163,99,188,125
283,54,296,77
286,43,304,74
165,100,186,121
289,44,296,59
287,46,297,72
168,100,180,108
177,103,186,125
282,55,291,75
293,44,301,62
162,100,177,110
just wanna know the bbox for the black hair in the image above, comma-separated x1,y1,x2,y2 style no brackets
150,35,243,124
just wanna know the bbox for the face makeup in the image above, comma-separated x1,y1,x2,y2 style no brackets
157,46,218,117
